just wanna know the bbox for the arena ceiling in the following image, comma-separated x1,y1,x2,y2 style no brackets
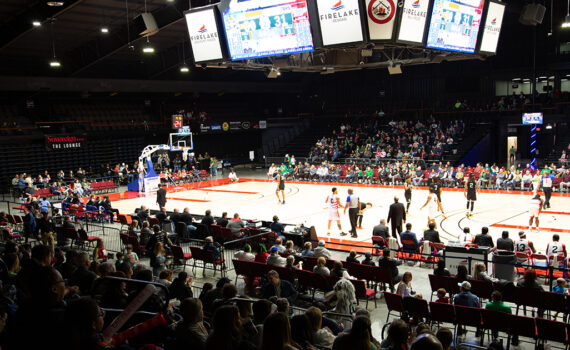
0,0,565,81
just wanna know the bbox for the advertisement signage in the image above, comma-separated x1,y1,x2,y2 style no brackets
366,0,398,40
45,135,86,151
396,0,429,44
185,7,225,62
316,0,364,46
522,113,543,125
478,1,505,54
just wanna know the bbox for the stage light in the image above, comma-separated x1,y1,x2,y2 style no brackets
142,38,154,53
32,21,41,27
49,59,61,68
47,1,64,6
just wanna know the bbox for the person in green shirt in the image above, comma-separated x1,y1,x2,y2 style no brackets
509,145,516,163
365,167,374,184
485,290,516,344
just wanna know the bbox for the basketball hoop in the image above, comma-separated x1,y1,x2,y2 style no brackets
182,148,189,162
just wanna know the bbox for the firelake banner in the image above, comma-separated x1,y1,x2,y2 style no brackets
45,135,86,150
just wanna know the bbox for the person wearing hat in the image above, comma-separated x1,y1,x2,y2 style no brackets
266,246,286,267
313,240,332,258
453,281,480,308
361,252,375,266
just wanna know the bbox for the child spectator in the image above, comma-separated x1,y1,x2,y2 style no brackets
435,288,449,303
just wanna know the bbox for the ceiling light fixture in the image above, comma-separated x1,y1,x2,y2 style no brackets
180,64,190,73
49,20,61,68
101,27,109,33
563,0,570,28
32,21,41,27
142,37,154,53
46,1,64,6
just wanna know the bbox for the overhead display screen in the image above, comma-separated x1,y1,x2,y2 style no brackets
522,113,543,125
316,0,364,46
365,0,398,40
478,1,505,54
185,8,224,62
221,0,314,61
426,0,486,54
397,0,430,43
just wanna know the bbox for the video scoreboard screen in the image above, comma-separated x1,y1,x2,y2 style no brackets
522,113,543,125
426,0,486,54
221,0,314,60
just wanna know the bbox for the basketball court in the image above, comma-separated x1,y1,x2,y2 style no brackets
110,177,570,255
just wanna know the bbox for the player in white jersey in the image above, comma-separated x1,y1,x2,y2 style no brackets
528,194,543,232
420,189,443,226
325,187,344,236
546,234,567,259
515,231,536,264
457,227,474,243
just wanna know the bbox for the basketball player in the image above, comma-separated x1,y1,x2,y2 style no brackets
528,194,543,232
429,177,446,217
275,172,285,204
355,202,374,229
515,231,536,264
420,189,443,226
464,173,479,217
546,234,567,259
404,177,413,214
325,187,344,236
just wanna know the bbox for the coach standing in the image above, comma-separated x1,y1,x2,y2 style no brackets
387,196,406,239
344,189,360,238
156,183,167,209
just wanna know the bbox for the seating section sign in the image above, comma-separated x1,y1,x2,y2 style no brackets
45,135,86,151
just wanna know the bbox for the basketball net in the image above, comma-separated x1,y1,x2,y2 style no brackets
182,148,188,162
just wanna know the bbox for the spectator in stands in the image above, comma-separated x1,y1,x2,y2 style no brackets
401,223,419,253
473,262,497,284
234,244,255,261
303,306,334,349
206,305,255,350
560,169,570,192
255,244,269,263
156,207,170,225
410,334,443,350
314,240,332,258
146,224,173,254
260,312,297,350
346,250,359,263
169,272,193,301
436,328,453,350
382,319,409,350
101,195,119,220
63,297,105,350
22,206,36,243
422,222,441,243
152,242,167,276
137,205,150,225
372,219,390,243
378,248,402,290
270,215,285,240
473,227,494,248
433,260,451,276
396,271,414,297
361,252,375,266
217,212,229,228
202,236,221,261
455,265,471,282
91,238,107,263
139,221,151,245
228,169,239,183
485,291,514,343
175,298,208,350
23,182,35,199
69,252,97,295
263,270,298,305
285,255,301,271
332,316,375,350
58,249,79,280
227,213,245,238
521,170,533,190
454,281,480,307
290,314,315,350
267,246,286,267
331,261,351,279
496,231,514,251
313,257,330,276
202,209,214,228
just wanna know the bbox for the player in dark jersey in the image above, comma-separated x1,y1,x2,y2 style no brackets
464,172,479,217
355,201,373,229
404,177,413,214
275,172,285,204
429,178,446,217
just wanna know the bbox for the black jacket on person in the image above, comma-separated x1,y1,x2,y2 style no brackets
497,238,514,251
387,202,406,225
156,188,167,206
372,224,390,240
378,256,402,279
422,229,441,243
